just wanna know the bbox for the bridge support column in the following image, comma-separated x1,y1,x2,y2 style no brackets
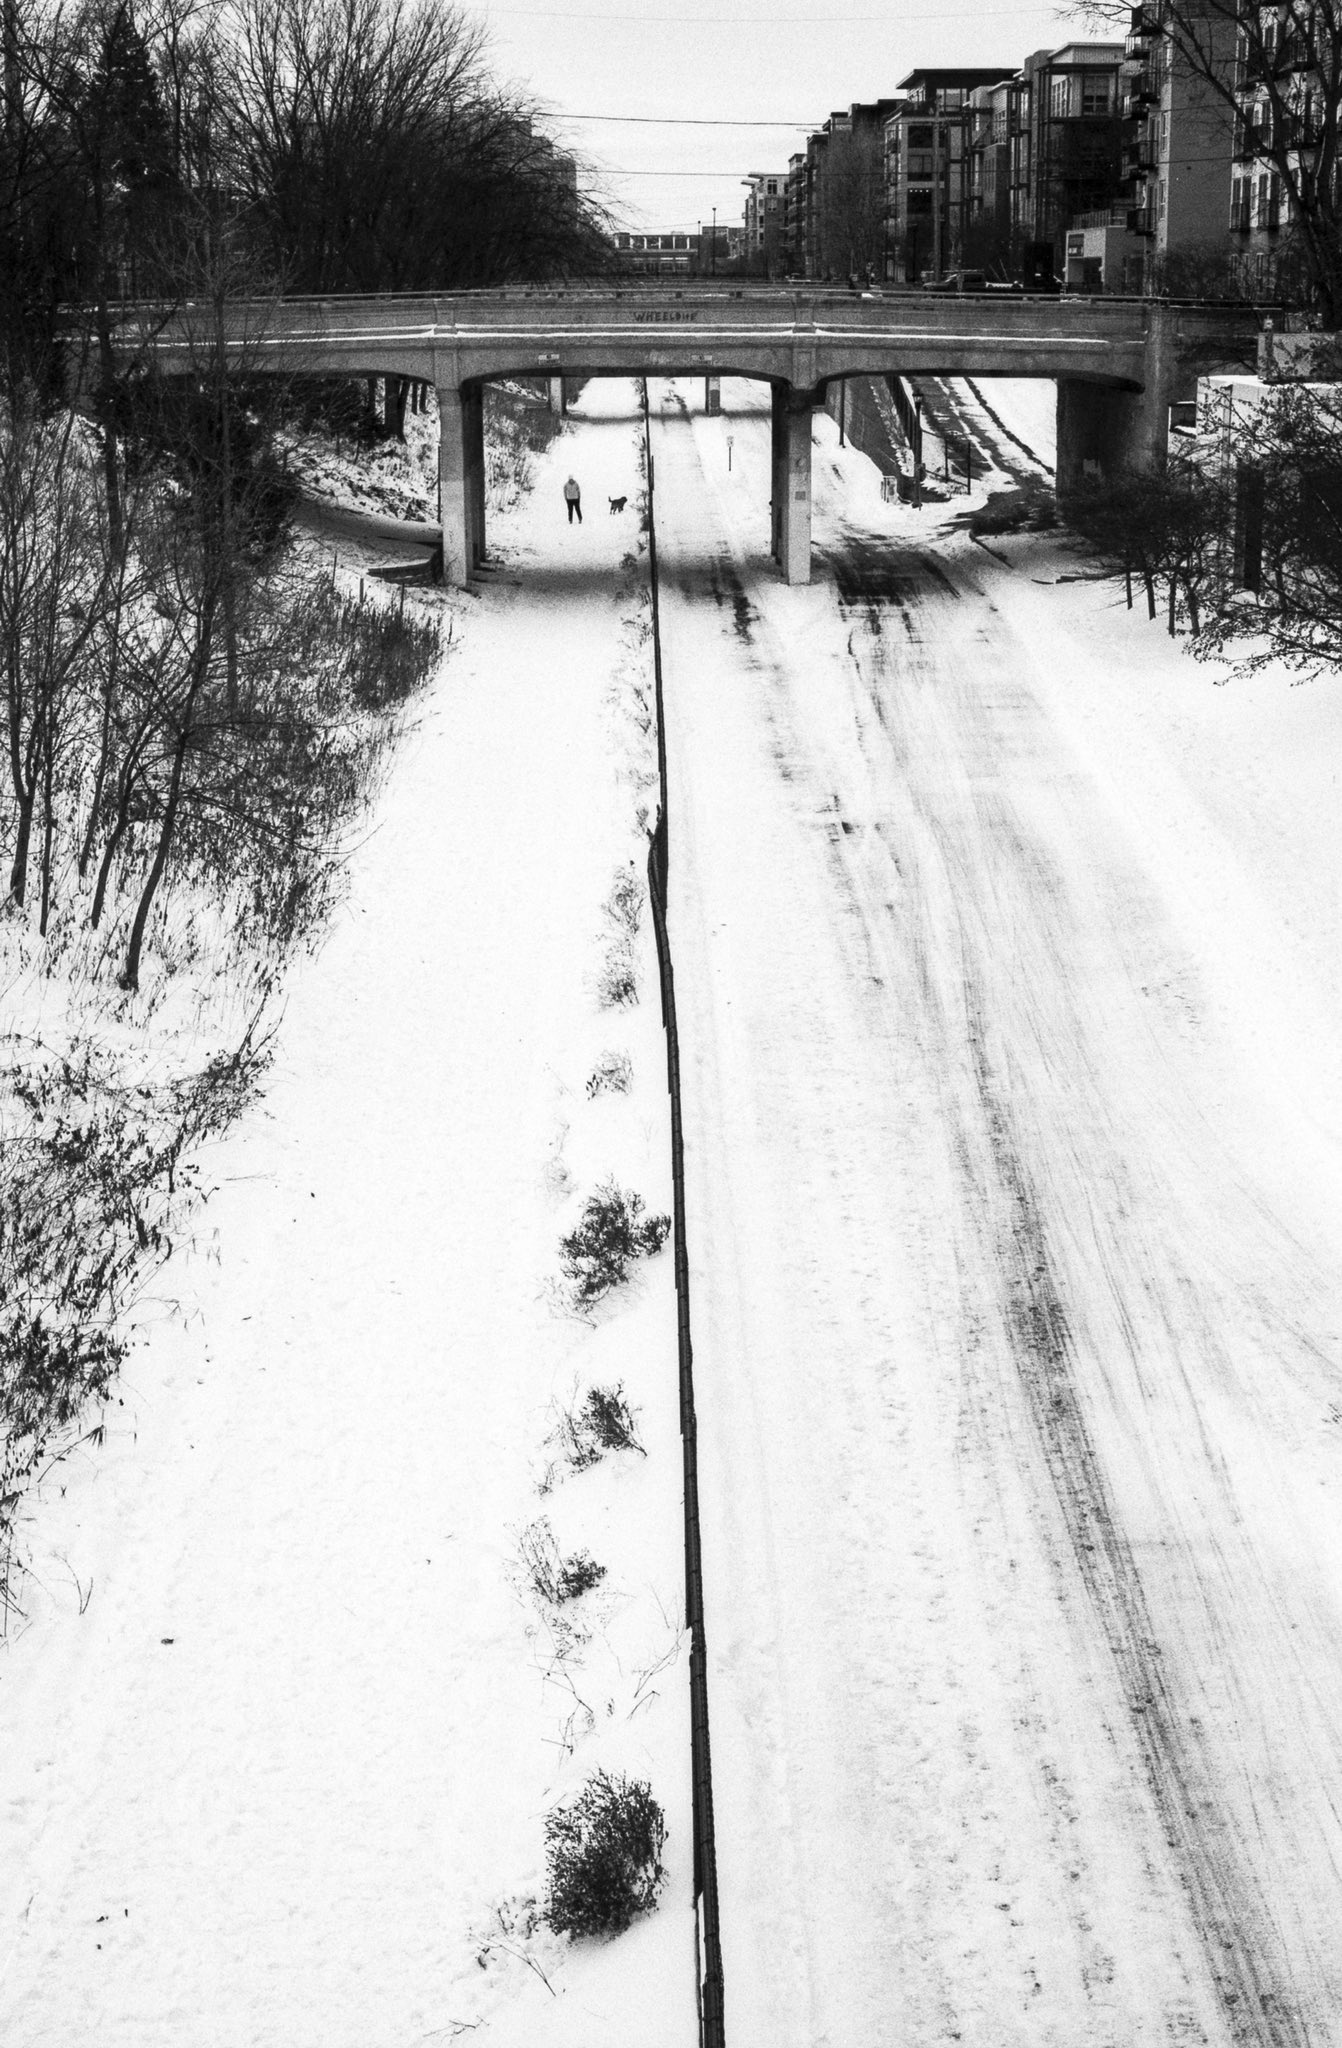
770,383,812,586
463,381,486,567
548,375,566,415
704,374,721,416
437,381,486,585
1055,302,1182,507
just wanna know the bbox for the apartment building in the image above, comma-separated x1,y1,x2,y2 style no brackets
742,171,786,277
964,75,1026,274
782,153,807,273
1228,0,1327,299
960,41,1143,288
1121,2,1238,291
884,67,1015,282
1018,43,1131,281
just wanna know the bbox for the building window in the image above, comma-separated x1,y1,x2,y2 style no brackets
908,124,934,148
1081,75,1112,115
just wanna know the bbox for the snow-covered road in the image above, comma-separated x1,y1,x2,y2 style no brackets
651,378,1342,2047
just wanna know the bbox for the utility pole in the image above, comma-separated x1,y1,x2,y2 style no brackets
711,206,717,276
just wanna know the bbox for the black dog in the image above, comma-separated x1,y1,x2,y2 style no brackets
608,495,627,513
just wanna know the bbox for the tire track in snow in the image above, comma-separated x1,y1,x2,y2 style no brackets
818,559,1328,2048
956,975,1309,2048
665,506,1204,2039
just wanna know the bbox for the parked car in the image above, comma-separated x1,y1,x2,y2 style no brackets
921,269,987,293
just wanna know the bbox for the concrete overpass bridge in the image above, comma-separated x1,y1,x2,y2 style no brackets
120,288,1261,584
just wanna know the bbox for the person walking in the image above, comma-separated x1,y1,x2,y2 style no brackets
563,475,582,523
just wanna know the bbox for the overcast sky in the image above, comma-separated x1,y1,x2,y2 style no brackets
476,0,1082,236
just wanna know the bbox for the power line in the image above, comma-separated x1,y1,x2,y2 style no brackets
562,112,814,127
493,3,1052,20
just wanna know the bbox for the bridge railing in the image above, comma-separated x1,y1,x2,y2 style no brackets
98,286,1283,315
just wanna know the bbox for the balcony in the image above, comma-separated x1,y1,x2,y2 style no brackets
1281,113,1325,150
1121,69,1158,119
1125,6,1161,58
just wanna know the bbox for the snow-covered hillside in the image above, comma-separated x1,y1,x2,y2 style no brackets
0,383,694,2048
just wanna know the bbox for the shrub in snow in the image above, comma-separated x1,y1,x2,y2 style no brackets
603,866,643,940
596,949,637,1008
545,1772,666,1939
596,867,644,1009
284,586,439,711
485,383,569,515
556,1551,605,1600
553,1384,645,1473
0,1028,274,1604
520,1517,607,1605
559,1183,670,1309
586,1051,632,1098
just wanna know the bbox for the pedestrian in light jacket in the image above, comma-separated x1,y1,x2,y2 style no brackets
563,476,582,523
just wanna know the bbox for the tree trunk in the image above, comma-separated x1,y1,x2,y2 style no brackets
121,715,191,990
120,618,208,988
90,804,129,929
38,728,55,935
8,708,41,904
214,284,239,716
9,779,34,902
93,277,124,560
80,593,126,879
89,728,147,931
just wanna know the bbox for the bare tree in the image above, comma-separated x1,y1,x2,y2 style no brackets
214,0,610,292
1067,458,1229,631
0,403,117,925
814,126,886,280
1194,378,1342,672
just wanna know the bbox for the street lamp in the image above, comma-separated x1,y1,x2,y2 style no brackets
712,206,717,277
